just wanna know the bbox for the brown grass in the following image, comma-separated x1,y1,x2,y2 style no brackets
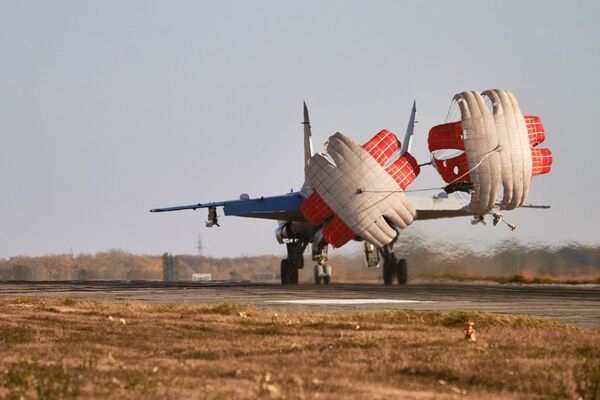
1,297,599,399
421,273,600,285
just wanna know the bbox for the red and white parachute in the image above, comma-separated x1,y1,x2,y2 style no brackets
428,89,552,214
301,130,420,248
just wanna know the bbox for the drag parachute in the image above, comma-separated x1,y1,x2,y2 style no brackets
428,89,553,215
301,130,420,248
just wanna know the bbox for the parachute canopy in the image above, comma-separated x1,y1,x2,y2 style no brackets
301,130,420,248
428,89,552,214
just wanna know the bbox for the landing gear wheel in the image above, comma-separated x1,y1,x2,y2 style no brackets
289,265,299,285
314,265,322,284
396,258,408,285
280,259,299,285
323,264,332,285
281,260,289,285
383,259,394,285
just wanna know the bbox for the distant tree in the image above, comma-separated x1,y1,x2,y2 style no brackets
78,268,93,280
11,264,33,280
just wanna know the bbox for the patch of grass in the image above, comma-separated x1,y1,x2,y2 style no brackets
576,361,600,400
61,297,77,306
335,339,379,350
109,369,150,391
7,295,40,305
305,320,366,330
150,302,256,316
3,361,81,400
421,273,600,285
177,349,225,360
1,297,597,399
249,326,287,336
150,304,202,313
203,302,256,315
35,364,81,399
499,274,530,284
352,309,568,328
0,326,34,345
5,364,30,387
577,345,600,359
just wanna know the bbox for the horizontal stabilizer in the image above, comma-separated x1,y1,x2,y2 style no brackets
150,192,306,222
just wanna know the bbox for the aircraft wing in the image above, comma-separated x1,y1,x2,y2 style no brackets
151,191,476,224
150,192,307,222
408,194,473,220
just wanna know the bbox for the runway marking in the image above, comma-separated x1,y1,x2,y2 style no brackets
266,299,431,305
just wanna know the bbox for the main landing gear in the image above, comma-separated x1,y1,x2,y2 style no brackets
280,241,307,285
280,240,333,285
280,259,299,285
363,242,408,285
381,246,407,285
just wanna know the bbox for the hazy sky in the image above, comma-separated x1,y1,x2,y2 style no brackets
1,1,599,258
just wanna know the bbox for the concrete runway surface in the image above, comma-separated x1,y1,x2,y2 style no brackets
1,281,598,326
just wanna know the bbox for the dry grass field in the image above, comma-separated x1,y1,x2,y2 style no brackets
1,296,599,400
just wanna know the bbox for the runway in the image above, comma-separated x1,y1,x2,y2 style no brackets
1,281,599,326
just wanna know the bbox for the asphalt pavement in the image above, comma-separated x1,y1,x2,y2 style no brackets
1,281,598,326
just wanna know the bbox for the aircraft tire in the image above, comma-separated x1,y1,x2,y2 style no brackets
314,265,322,284
288,264,299,285
323,264,332,284
396,258,408,285
383,260,394,285
280,260,290,285
281,260,299,285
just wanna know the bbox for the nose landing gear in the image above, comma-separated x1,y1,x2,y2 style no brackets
312,243,331,284
314,263,332,284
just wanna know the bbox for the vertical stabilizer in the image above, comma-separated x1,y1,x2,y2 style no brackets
385,100,417,168
401,100,417,154
303,101,314,172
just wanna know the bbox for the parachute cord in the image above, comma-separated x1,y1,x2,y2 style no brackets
444,99,456,123
446,145,502,186
418,161,433,167
360,146,502,195
354,145,515,229
359,187,442,194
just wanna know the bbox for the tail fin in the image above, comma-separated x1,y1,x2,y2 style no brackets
401,100,417,154
385,100,417,168
303,101,314,174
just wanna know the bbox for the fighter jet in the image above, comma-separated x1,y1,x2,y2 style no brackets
151,91,552,285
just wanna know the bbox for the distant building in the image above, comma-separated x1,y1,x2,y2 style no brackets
192,273,212,281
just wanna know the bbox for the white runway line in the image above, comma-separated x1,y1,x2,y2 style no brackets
266,299,432,305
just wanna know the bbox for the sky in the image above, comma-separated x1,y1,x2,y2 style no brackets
1,1,599,258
